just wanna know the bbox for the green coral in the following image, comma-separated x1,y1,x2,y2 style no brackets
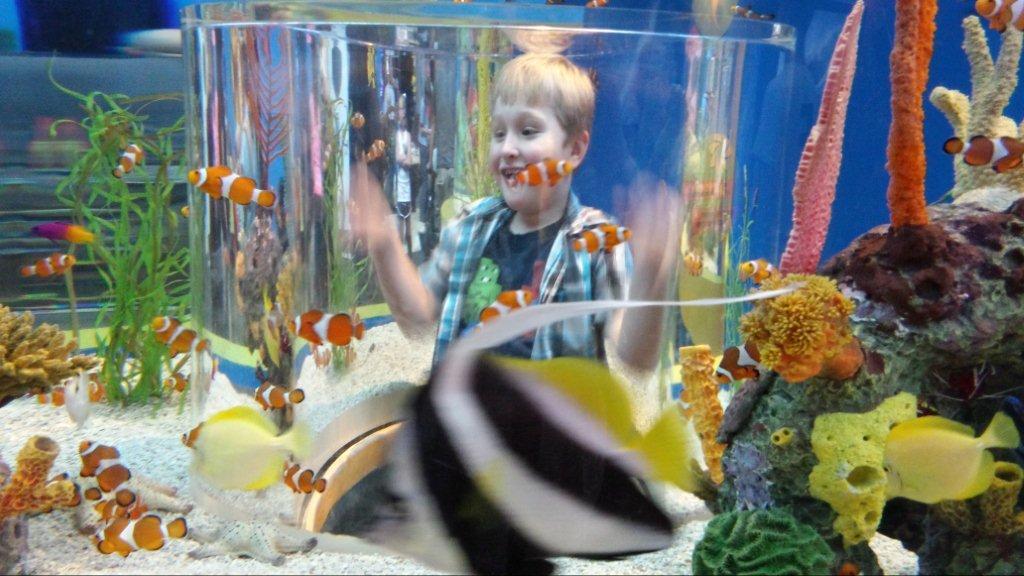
808,392,917,546
693,509,834,576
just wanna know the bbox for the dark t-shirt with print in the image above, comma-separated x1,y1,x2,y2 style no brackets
459,216,563,357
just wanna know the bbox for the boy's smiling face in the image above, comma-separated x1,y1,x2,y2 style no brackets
489,98,589,224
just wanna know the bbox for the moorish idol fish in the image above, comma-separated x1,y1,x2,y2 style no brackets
151,316,210,357
884,411,1020,504
20,253,75,278
738,258,777,284
95,514,187,556
284,461,327,494
570,223,632,254
479,289,533,324
715,341,764,384
187,166,276,208
254,382,306,410
112,143,144,178
515,159,575,187
30,221,94,244
344,354,700,574
943,135,1024,173
287,310,365,348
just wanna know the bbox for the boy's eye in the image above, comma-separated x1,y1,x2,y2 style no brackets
492,130,505,139
522,127,538,136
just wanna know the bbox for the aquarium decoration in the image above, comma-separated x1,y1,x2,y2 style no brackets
48,67,189,404
188,518,318,566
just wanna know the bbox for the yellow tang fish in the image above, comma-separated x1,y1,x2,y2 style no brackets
884,412,1020,504
694,0,737,37
190,405,311,491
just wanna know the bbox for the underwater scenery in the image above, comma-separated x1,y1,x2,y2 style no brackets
1,0,1024,574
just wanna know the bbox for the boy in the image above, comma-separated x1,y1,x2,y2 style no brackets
352,53,678,369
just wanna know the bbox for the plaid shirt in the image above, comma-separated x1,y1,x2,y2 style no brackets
420,192,633,364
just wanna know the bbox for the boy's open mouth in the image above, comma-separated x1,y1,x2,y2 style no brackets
501,167,523,187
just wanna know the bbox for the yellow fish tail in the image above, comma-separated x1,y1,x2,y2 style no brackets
635,408,700,493
277,421,313,461
979,411,1021,450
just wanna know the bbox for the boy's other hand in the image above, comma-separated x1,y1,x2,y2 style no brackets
349,160,395,252
619,174,681,292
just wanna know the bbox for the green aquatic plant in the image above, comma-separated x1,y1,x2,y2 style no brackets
457,30,502,203
722,169,756,350
49,65,189,404
692,509,835,576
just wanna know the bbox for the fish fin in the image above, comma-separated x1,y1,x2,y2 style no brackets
244,459,289,491
166,517,188,539
277,421,313,461
205,405,278,435
956,450,996,501
134,515,166,551
979,411,1021,450
887,415,975,442
493,356,637,445
635,407,699,492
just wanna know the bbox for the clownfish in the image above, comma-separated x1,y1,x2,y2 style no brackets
684,250,703,276
738,259,777,284
283,462,327,494
187,166,276,208
37,386,66,406
351,112,365,129
87,376,106,403
943,135,1024,173
93,489,147,521
180,206,190,218
254,382,306,410
163,373,187,393
515,159,575,187
95,514,188,556
715,342,764,384
976,0,1024,32
365,139,387,162
287,310,365,347
112,143,144,179
571,223,632,254
150,316,210,356
79,441,133,493
21,253,76,278
181,424,203,448
585,0,608,7
479,289,534,324
732,5,774,20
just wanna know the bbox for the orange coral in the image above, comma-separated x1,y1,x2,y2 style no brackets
739,274,855,383
0,436,79,520
886,0,937,228
678,345,725,484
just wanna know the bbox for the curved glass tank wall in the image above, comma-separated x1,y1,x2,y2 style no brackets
183,1,795,533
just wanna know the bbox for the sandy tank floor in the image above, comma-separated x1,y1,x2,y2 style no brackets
1,323,919,574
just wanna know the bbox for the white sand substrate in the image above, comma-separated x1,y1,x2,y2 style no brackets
1,323,919,574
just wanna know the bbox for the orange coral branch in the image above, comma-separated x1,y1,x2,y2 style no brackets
886,0,937,228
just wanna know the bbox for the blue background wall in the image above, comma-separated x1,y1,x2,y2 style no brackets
1,0,1020,263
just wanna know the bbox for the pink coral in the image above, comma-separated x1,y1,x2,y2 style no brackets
780,0,864,275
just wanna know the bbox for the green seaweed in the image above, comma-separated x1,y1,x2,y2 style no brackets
722,168,756,350
48,63,189,404
693,509,835,576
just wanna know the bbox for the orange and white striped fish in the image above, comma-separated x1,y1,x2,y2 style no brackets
163,373,187,393
976,0,1024,31
715,342,764,384
88,376,106,403
684,250,703,276
350,112,365,129
93,489,147,521
287,310,365,347
181,424,203,448
254,382,305,410
151,316,210,356
738,259,777,284
570,223,632,254
20,253,75,278
37,386,66,406
187,166,276,208
585,0,608,7
283,462,327,494
365,139,386,162
112,143,144,178
944,135,1024,173
479,289,534,324
79,442,133,493
95,514,187,556
515,159,575,187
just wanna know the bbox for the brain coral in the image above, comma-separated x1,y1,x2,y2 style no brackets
692,509,834,576
739,274,854,382
808,392,917,546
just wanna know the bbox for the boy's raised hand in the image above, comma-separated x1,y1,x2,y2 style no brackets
621,174,681,292
349,160,395,252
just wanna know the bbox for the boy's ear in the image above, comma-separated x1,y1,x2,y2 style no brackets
570,130,591,165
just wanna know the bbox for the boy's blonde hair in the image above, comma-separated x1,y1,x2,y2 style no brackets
493,53,595,140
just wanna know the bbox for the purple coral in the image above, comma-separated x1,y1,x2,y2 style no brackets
779,0,864,275
722,442,774,511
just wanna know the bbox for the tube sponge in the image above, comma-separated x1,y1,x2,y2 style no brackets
934,461,1024,537
692,509,835,576
0,436,79,520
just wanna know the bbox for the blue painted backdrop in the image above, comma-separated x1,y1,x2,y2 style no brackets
1,0,1020,262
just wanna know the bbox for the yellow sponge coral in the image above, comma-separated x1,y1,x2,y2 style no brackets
808,392,917,546
739,274,855,382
